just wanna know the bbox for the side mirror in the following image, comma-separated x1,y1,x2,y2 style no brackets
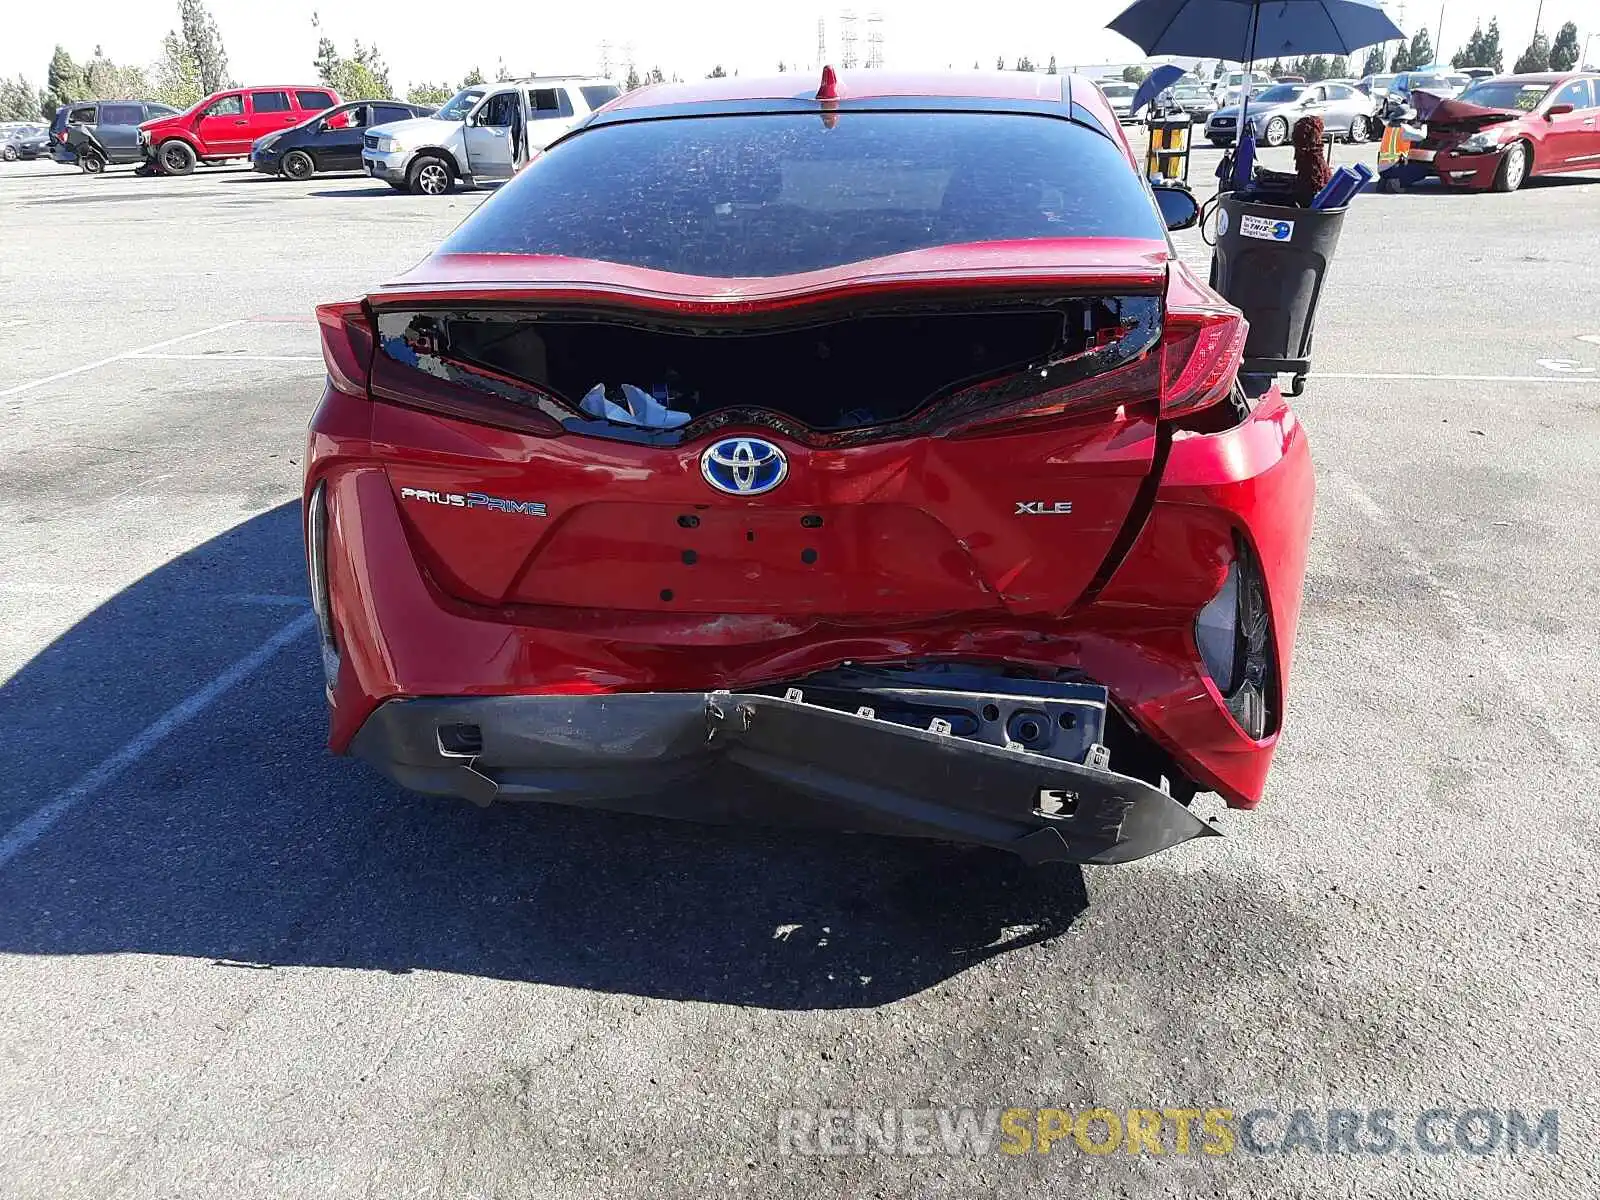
1545,103,1575,118
1152,182,1200,231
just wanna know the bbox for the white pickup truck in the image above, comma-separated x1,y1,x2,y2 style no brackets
362,76,621,194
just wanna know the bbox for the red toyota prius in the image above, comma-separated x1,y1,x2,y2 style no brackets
304,70,1315,865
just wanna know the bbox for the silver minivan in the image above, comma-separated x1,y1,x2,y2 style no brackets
362,76,621,194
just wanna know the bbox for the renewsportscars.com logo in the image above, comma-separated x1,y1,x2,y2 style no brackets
777,1106,1561,1158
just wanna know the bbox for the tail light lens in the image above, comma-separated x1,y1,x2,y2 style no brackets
316,301,374,397
305,481,340,689
368,345,566,437
1194,535,1277,740
944,351,1163,438
1160,306,1247,418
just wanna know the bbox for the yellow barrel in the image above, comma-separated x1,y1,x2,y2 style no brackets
1144,114,1193,182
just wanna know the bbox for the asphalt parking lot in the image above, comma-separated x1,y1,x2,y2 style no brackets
2,142,1598,1198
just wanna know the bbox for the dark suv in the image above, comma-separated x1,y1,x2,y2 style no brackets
51,100,180,170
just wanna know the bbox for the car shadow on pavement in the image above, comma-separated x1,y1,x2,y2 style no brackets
0,503,1091,1010
306,186,413,198
1368,173,1600,197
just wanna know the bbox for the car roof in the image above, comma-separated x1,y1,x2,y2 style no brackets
495,76,616,87
1482,71,1598,84
573,70,1133,172
602,69,1077,114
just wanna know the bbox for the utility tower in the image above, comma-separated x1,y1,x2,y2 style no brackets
817,17,827,69
840,10,858,69
865,12,884,69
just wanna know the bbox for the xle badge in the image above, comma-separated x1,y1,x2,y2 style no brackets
1015,501,1073,515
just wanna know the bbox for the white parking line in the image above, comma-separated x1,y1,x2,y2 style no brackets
0,612,314,870
130,353,322,364
0,321,246,398
1317,372,1600,383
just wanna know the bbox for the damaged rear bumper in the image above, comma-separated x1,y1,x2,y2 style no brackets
349,686,1220,865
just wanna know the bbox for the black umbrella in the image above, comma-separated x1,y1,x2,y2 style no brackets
1108,0,1404,148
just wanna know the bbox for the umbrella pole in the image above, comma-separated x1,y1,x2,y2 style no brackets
1235,1,1262,146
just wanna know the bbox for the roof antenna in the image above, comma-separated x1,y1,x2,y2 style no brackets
817,65,839,101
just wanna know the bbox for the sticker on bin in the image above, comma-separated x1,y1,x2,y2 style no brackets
1240,214,1295,242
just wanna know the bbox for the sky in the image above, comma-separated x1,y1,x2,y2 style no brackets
1,1,1593,95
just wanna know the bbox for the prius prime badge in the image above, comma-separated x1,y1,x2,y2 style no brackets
700,437,788,496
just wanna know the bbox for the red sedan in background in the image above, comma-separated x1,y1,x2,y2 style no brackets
1411,72,1600,191
303,69,1315,866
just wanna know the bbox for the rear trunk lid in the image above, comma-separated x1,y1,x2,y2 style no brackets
358,248,1187,625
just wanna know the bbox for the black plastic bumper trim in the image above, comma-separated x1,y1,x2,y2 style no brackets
348,690,1220,865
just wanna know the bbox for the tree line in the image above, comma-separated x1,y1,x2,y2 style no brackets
0,0,229,121
1358,18,1583,77
962,17,1585,87
3,10,1586,126
0,1,677,124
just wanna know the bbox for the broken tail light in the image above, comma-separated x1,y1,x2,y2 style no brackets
1194,534,1277,740
316,301,375,398
305,480,340,689
1160,306,1248,419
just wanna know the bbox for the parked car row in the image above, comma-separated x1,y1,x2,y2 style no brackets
26,68,1597,202
26,76,625,193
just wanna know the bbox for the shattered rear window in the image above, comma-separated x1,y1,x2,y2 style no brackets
440,111,1165,276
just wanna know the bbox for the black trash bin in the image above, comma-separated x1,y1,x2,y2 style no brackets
1208,194,1347,396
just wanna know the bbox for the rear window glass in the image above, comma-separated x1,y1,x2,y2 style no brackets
580,85,621,110
99,103,143,125
296,90,335,111
252,91,291,113
444,111,1163,277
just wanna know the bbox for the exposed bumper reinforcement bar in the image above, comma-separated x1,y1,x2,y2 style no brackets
349,690,1221,865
